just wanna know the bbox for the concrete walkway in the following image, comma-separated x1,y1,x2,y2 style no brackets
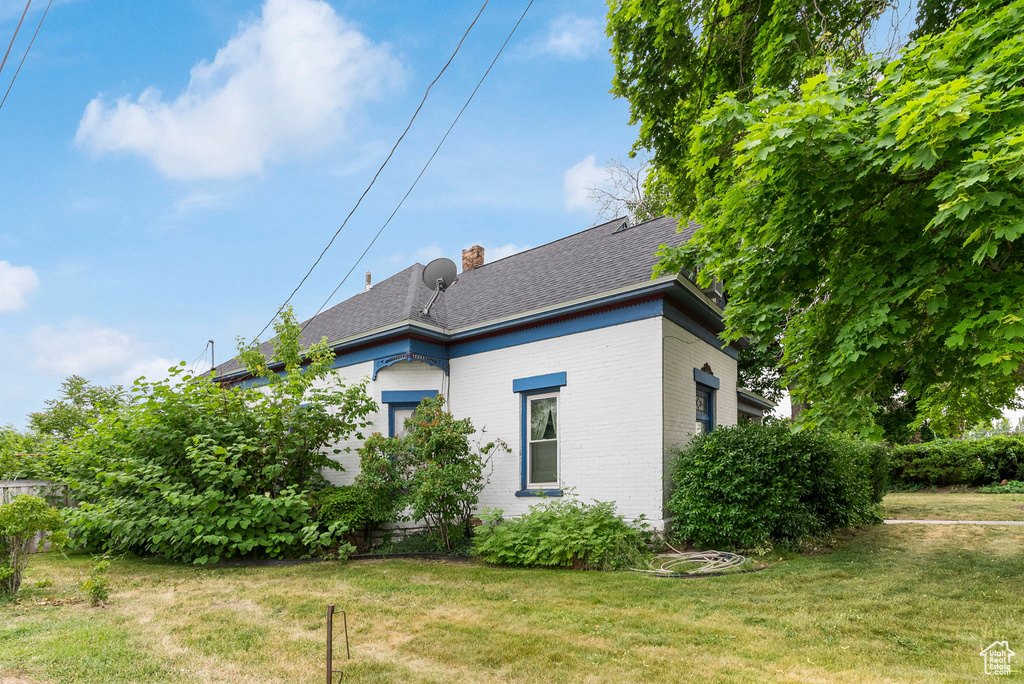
884,519,1024,525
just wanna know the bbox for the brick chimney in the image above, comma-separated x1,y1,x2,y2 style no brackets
462,245,484,271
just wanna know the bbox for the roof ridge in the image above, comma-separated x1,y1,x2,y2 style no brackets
464,216,630,272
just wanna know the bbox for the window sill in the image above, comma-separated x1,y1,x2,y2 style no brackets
515,489,563,497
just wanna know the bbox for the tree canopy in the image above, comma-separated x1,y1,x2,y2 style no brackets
27,375,126,443
609,0,1023,434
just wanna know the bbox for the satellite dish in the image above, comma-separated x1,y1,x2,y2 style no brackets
422,258,457,291
420,257,457,316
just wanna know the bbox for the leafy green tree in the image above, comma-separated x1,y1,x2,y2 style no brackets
737,342,785,404
614,0,1024,434
357,395,507,551
0,427,50,479
62,307,376,563
608,0,890,210
27,375,126,443
0,495,66,599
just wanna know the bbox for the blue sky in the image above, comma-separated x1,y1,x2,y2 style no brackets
0,0,639,427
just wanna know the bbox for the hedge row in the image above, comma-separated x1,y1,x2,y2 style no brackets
889,435,1024,486
667,424,884,550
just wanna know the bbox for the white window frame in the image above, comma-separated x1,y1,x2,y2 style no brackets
526,391,559,489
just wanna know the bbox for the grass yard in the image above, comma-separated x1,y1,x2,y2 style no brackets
884,492,1024,521
3,524,1023,684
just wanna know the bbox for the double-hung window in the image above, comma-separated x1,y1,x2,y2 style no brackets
512,372,566,496
526,393,558,487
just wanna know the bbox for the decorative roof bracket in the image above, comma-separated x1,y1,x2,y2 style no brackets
372,352,449,380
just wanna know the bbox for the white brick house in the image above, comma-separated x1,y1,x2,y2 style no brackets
214,216,773,528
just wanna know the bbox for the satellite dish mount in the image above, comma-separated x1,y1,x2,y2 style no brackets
420,258,458,316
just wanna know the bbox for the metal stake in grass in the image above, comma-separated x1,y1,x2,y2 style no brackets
326,605,349,682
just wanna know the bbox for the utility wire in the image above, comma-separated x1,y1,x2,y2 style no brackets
300,0,535,335
250,0,490,343
188,340,210,375
0,0,32,77
0,0,51,112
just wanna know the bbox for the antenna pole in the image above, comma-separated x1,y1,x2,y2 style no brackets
209,340,215,373
421,278,445,316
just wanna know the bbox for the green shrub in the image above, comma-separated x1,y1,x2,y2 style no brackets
890,440,985,486
666,424,881,550
310,484,398,552
0,426,54,480
375,531,474,555
977,480,1024,494
356,396,507,551
311,485,396,531
61,308,375,564
976,435,1024,483
856,441,891,504
0,495,67,599
80,559,110,606
473,498,652,570
889,435,1024,486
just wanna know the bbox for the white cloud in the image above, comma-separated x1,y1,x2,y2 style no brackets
76,0,401,179
525,15,604,60
0,261,39,312
563,155,606,212
29,318,176,384
174,191,230,213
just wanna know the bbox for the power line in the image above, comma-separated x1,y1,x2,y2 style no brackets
0,0,51,112
188,340,210,375
300,0,535,334
0,0,32,77
250,0,491,343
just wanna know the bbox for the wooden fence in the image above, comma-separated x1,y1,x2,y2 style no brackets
0,479,73,553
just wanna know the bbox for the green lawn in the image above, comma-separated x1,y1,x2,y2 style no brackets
884,492,1024,521
3,524,1023,683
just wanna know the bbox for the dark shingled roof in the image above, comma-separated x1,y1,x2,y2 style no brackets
215,215,696,377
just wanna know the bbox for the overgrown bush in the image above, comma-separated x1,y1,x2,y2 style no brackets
0,495,67,599
375,531,474,555
0,427,53,480
857,441,891,504
311,485,396,531
356,395,506,551
310,485,397,552
889,435,1024,486
976,435,1024,483
978,480,1024,494
80,559,110,607
61,309,375,564
474,497,652,570
667,424,881,550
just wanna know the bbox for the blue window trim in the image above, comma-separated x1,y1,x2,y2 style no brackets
381,390,438,404
514,374,566,496
512,372,567,393
693,367,720,389
515,489,564,497
382,390,438,438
